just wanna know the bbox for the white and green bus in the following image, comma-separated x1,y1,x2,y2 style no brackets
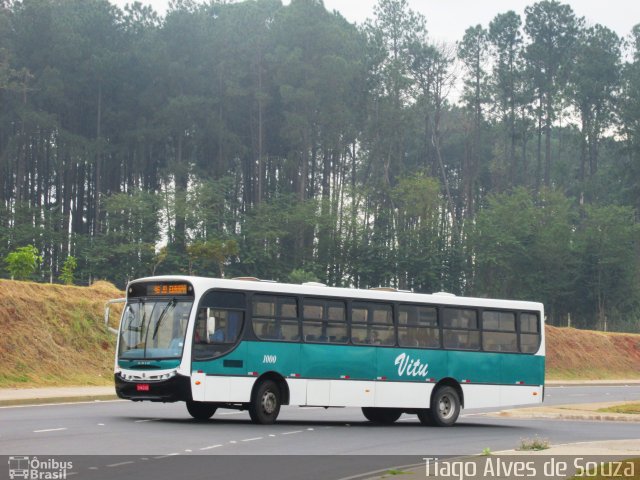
111,276,544,426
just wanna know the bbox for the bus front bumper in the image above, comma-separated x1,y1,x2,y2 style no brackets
115,373,192,402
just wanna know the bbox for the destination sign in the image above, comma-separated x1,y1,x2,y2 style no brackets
128,281,194,298
146,283,189,296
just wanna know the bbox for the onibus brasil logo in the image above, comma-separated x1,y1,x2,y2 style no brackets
8,456,72,479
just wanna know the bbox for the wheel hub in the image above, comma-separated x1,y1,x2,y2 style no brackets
439,395,453,419
262,391,277,414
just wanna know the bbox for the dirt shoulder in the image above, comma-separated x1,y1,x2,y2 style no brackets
495,401,640,423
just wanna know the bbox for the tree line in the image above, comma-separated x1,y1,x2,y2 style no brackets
1,0,640,332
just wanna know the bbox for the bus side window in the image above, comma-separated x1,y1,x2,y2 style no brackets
519,312,540,353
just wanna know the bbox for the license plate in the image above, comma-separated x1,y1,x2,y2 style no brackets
136,384,150,392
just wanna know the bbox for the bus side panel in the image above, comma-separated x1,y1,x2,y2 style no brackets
300,344,374,380
306,380,330,406
375,381,433,408
447,351,501,385
448,351,501,408
375,347,445,408
301,344,374,407
375,347,447,382
500,353,545,386
329,380,375,406
192,342,254,402
460,384,501,409
499,385,543,406
245,341,300,379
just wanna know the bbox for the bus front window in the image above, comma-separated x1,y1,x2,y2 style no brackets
118,299,192,359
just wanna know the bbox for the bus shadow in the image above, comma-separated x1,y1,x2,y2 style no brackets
124,416,526,429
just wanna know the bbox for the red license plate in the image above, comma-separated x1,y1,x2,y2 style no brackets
136,384,150,392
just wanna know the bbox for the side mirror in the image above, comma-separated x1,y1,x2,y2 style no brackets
104,298,126,335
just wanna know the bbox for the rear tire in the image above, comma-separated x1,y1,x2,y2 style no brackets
361,407,402,424
428,386,461,427
186,400,217,421
249,380,281,424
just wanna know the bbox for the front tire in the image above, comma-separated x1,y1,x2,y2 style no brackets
427,386,461,427
362,407,402,424
186,400,217,420
249,380,281,424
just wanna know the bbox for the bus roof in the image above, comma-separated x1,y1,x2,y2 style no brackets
128,275,544,313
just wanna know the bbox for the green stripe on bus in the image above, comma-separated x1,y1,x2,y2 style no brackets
191,341,544,385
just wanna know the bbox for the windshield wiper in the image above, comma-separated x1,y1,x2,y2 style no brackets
152,298,177,340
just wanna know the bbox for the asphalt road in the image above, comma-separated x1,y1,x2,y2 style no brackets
1,386,638,480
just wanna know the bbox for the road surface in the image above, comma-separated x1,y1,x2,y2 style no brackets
1,385,638,480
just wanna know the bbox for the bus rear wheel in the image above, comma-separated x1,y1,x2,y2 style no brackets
361,407,402,424
186,400,217,421
426,386,460,427
249,380,281,424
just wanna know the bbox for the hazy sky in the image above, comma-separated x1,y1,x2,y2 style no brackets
110,0,640,45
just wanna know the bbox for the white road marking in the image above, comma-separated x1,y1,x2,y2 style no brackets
97,423,105,426
88,467,98,470
229,440,237,444
200,444,222,451
33,427,67,433
268,434,276,437
153,453,180,459
106,461,134,468
184,449,192,452
282,430,303,435
242,437,263,442
217,411,245,415
134,418,161,423
306,428,314,431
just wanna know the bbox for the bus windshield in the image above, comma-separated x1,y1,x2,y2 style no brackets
118,298,193,359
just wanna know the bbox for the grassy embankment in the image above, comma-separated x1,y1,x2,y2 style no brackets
546,324,640,380
0,279,121,387
0,279,639,387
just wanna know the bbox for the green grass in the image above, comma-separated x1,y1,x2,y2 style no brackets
517,436,550,451
597,403,640,415
382,470,413,477
546,368,640,381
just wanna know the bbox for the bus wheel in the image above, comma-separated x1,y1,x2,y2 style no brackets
249,380,281,424
186,401,217,421
361,407,402,424
428,386,460,427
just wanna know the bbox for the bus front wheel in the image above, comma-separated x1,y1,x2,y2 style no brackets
186,400,217,421
362,407,402,424
249,380,281,424
426,386,460,427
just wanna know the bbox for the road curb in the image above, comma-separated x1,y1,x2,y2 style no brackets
0,394,120,407
545,380,640,386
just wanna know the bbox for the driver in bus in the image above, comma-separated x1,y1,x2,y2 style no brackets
211,317,226,343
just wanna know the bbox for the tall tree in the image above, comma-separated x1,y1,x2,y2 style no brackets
524,1,581,188
488,11,523,185
568,24,621,202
